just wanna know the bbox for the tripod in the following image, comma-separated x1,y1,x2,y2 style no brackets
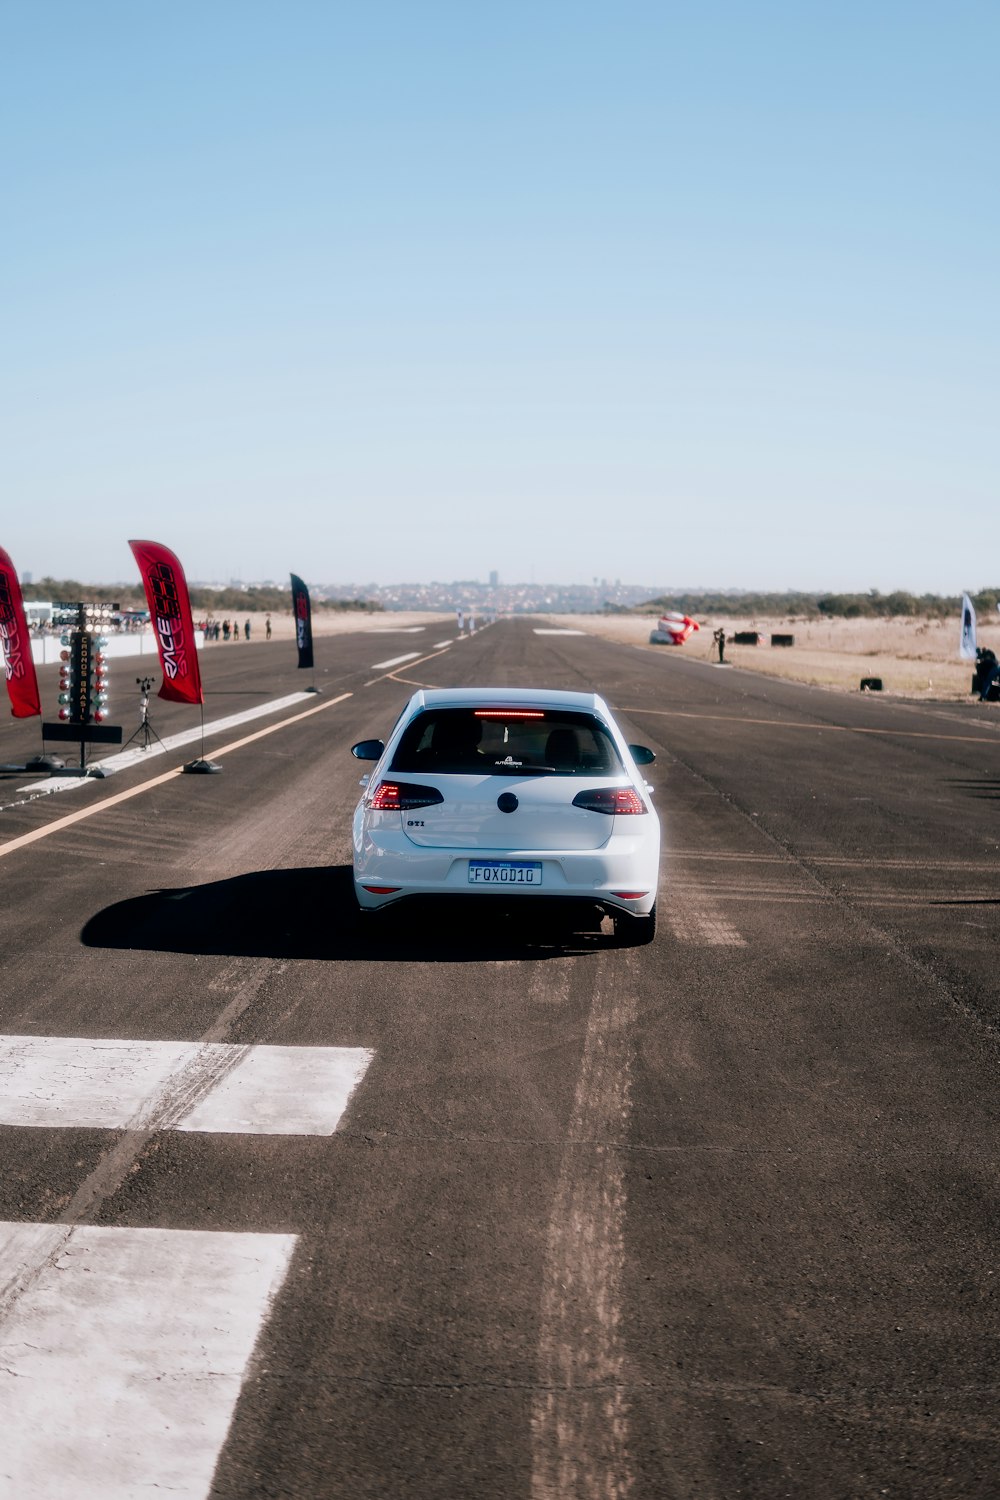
123,677,165,751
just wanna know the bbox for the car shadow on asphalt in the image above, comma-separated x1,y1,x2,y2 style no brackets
79,864,621,961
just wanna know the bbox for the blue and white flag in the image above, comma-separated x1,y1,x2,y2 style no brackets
959,593,977,659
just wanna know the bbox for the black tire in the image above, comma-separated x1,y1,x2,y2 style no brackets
613,903,657,946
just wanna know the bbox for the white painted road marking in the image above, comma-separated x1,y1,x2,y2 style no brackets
362,640,459,686
0,692,353,862
369,651,423,669
0,1222,295,1500
533,628,586,635
18,690,318,795
432,639,454,648
0,1036,374,1135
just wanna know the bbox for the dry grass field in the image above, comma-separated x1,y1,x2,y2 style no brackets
537,613,1000,702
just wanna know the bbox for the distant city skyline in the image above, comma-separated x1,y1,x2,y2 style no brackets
14,570,980,610
4,5,997,595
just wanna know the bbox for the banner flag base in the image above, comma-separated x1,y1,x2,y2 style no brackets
183,758,223,774
182,706,222,772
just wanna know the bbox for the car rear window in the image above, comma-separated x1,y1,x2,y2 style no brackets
389,707,624,776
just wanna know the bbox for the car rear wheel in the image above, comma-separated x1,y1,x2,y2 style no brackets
613,903,656,946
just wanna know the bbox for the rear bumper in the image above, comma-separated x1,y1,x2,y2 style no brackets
352,813,659,914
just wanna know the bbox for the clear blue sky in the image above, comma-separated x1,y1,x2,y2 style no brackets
2,2,997,591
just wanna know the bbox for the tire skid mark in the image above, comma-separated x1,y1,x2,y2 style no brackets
663,903,747,946
672,849,1000,873
532,955,636,1500
617,704,1000,747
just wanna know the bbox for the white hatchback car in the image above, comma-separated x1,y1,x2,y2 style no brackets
350,687,660,942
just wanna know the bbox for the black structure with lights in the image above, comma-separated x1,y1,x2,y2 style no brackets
40,602,123,774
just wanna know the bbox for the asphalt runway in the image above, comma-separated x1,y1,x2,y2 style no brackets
1,618,999,1499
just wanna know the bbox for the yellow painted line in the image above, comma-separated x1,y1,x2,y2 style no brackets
619,706,1000,746
363,645,454,688
0,693,352,862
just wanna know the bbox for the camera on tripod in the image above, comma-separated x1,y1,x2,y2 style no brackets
124,677,162,751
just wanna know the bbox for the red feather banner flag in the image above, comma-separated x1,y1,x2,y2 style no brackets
128,540,204,706
0,546,41,718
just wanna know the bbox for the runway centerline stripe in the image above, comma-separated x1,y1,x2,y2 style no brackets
369,651,422,669
0,1035,374,1135
0,692,352,861
0,1221,295,1500
362,643,456,686
620,706,1000,745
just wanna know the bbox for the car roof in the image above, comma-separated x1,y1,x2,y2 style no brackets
405,687,609,714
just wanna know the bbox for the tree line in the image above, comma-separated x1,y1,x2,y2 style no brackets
19,578,382,615
636,590,999,620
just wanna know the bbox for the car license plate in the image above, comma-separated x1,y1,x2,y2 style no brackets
468,860,543,886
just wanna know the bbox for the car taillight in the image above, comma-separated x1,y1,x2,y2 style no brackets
571,787,647,815
368,781,444,811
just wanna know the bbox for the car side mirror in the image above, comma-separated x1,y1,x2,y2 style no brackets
628,744,656,766
351,739,385,760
